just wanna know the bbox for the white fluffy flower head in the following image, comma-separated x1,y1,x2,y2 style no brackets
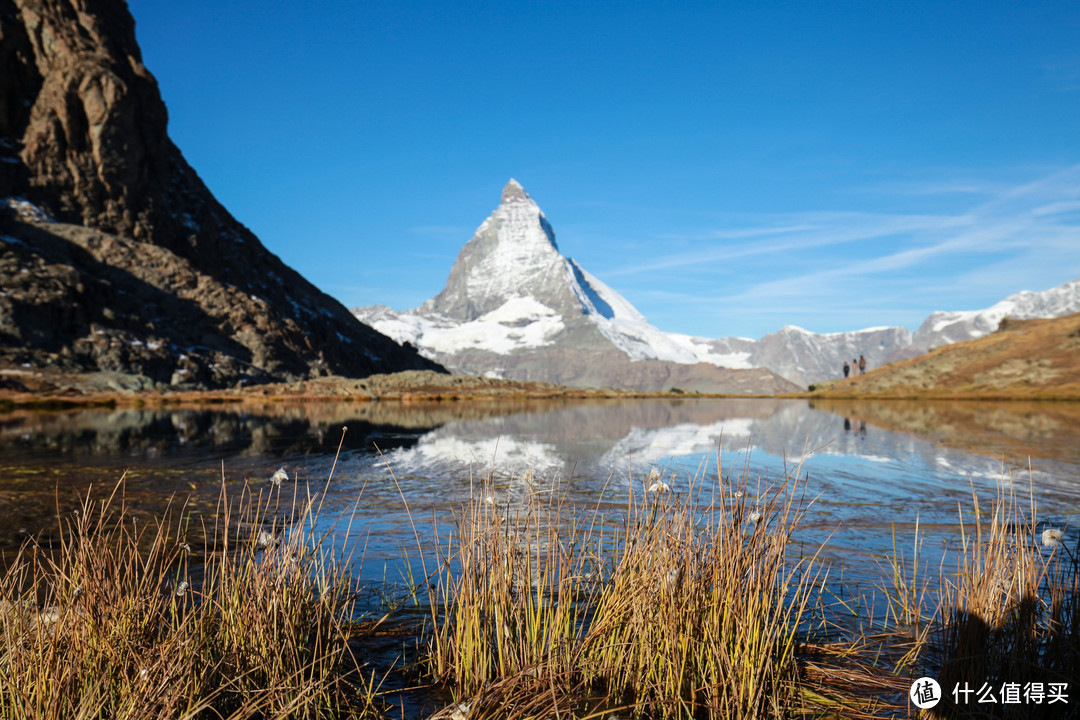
1042,527,1064,549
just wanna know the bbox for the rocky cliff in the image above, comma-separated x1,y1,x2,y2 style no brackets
0,0,442,389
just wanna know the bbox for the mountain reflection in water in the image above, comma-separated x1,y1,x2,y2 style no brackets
2,398,1078,587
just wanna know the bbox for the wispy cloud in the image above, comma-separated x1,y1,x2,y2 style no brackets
604,212,958,277
1031,200,1080,217
689,224,818,240
609,165,1080,336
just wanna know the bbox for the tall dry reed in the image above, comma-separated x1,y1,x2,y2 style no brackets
421,455,827,719
879,475,1079,719
931,480,1078,716
0,474,378,720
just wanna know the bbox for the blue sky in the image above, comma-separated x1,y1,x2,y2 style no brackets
128,1,1080,339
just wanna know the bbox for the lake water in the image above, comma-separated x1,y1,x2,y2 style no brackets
2,397,1078,610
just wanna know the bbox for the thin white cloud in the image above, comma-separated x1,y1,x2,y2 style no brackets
688,224,819,240
1031,200,1080,217
854,179,1013,198
606,165,1080,335
1039,56,1080,93
603,212,958,278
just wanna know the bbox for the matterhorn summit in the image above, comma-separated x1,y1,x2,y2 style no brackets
419,179,598,323
355,181,800,393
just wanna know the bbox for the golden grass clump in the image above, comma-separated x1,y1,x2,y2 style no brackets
872,476,1080,719
421,458,826,719
929,481,1079,712
0,477,379,720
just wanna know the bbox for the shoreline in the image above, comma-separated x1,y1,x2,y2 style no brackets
4,366,1079,411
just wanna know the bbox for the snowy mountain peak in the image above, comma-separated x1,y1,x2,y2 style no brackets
501,178,530,204
359,182,773,377
417,181,566,321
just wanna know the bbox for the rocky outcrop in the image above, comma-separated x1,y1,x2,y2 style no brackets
0,0,442,387
0,214,443,388
3,0,224,252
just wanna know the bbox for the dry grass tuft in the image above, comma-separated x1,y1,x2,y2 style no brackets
419,455,828,719
874,476,1079,718
0,475,381,720
930,480,1078,712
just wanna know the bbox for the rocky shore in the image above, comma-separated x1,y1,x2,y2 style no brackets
0,367,665,408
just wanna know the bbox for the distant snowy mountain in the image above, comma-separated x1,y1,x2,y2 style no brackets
713,276,1080,385
702,278,1080,386
904,278,1080,358
733,325,914,388
354,181,798,394
357,180,1080,390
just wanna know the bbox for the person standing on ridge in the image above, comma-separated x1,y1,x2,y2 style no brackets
859,355,866,375
843,361,850,378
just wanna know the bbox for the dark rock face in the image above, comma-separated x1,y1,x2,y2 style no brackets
0,0,442,387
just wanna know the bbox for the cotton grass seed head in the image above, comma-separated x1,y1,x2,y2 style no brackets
1042,527,1065,548
648,467,660,481
257,530,276,548
748,511,763,524
648,481,671,494
175,580,190,597
270,467,288,485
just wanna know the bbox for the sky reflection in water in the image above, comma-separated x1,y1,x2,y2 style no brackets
2,398,1077,602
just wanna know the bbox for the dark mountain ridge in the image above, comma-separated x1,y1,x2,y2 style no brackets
0,0,442,389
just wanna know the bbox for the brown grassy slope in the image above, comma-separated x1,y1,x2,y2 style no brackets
0,368,651,408
807,312,1080,399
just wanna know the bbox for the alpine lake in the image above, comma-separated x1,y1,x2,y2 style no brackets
2,396,1078,714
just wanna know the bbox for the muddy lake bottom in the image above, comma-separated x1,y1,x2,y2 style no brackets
2,397,1079,716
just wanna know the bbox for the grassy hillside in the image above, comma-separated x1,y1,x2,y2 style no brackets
808,312,1080,399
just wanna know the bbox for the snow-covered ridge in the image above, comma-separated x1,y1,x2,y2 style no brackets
911,278,1080,353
